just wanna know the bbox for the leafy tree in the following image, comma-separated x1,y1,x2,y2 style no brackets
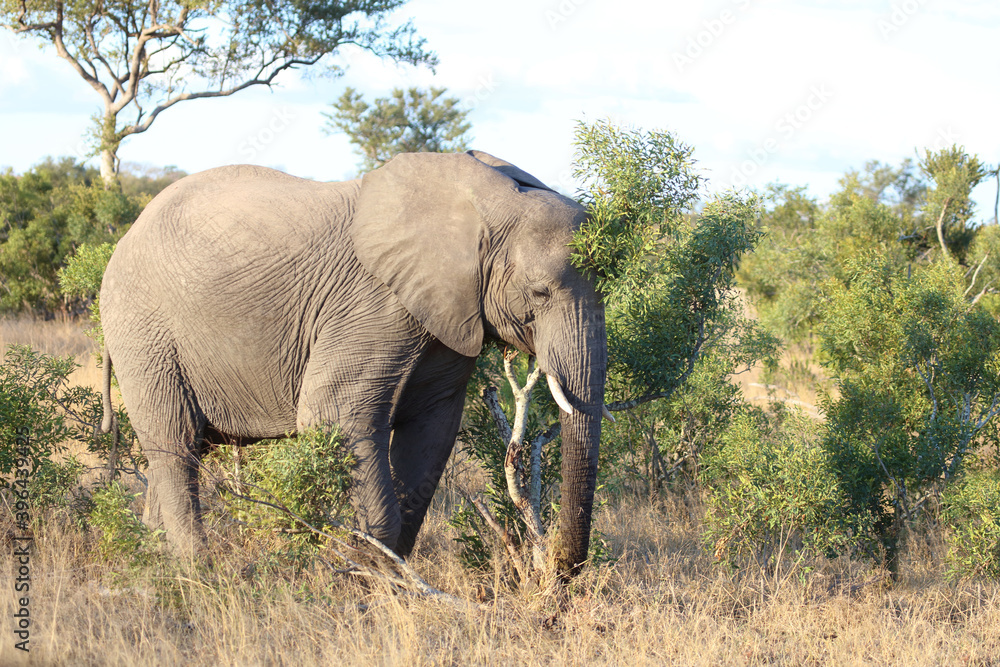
835,158,925,224
572,120,771,409
818,250,1000,574
740,177,917,343
325,86,472,172
2,1,435,185
942,467,1000,581
918,146,988,262
0,158,177,313
453,120,775,579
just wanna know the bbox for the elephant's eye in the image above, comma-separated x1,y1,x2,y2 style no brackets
528,284,551,304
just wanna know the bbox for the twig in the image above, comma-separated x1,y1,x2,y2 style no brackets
215,480,469,609
465,492,527,581
964,253,989,297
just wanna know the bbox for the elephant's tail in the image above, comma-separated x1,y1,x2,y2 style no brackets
100,348,115,433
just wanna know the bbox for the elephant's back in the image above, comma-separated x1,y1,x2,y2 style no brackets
117,165,358,262
100,166,365,438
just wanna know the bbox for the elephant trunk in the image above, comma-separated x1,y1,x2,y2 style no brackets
539,301,607,576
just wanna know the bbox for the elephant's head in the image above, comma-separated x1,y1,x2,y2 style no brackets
352,150,606,573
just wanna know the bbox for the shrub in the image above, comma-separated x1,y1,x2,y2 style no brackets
220,426,355,550
942,468,1000,581
0,345,75,476
703,407,862,573
819,251,1000,573
89,480,159,564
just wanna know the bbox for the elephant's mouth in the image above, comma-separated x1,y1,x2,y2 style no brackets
522,322,536,353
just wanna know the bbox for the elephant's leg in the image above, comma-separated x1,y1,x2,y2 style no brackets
296,314,432,551
117,360,207,557
390,344,476,557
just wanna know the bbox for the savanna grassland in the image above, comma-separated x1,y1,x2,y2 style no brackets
1,316,998,667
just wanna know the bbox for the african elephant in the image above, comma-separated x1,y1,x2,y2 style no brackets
99,150,607,573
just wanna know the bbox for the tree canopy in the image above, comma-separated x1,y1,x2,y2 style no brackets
1,0,435,185
325,86,472,172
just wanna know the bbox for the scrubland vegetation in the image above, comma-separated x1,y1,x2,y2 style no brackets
2,125,1000,664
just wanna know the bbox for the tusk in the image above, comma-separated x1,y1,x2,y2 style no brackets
602,405,616,423
546,374,576,416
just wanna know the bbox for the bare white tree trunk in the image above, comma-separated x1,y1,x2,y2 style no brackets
476,353,563,580
100,148,118,188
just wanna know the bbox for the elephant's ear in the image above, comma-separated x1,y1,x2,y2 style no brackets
352,152,520,358
465,150,554,191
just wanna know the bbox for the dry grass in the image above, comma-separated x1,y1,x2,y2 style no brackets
3,317,999,666
1,314,103,393
1,493,998,666
735,341,830,422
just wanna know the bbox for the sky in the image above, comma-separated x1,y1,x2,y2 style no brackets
1,0,998,215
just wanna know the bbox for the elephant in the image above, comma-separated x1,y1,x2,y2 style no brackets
99,150,607,573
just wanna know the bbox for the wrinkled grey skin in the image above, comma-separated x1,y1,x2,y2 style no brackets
100,150,606,569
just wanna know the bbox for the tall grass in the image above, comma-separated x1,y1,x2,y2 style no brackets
1,494,998,666
2,317,998,665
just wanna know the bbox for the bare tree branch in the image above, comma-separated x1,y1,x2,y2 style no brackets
935,196,952,258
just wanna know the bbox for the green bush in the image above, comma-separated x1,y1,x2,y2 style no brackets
819,251,1000,572
59,241,116,346
1,344,144,518
29,455,88,519
1,158,182,315
942,469,1000,581
89,481,159,564
221,426,355,549
0,345,75,476
703,407,862,573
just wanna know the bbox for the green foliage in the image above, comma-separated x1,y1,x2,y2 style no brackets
59,242,116,345
964,223,1000,317
325,86,472,172
818,251,1000,569
570,119,703,291
942,468,1000,581
222,427,355,549
89,481,159,564
29,455,88,518
739,180,914,342
571,120,771,406
919,145,988,262
0,344,143,484
599,352,763,497
740,147,991,343
606,193,769,402
2,1,434,180
833,158,925,224
703,407,862,572
0,158,145,313
0,345,74,476
446,501,492,571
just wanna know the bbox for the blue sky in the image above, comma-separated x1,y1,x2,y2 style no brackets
1,0,998,216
